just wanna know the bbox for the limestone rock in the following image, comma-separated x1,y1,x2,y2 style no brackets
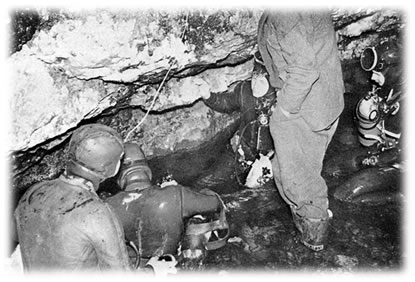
129,61,252,111
334,9,403,60
108,100,237,158
9,53,122,151
9,8,259,153
8,8,404,156
21,9,260,83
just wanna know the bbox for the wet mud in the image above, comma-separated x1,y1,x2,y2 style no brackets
170,93,402,273
10,92,401,273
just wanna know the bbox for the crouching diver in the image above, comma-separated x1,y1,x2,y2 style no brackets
15,124,132,271
356,40,403,161
200,51,276,188
332,40,404,206
105,142,229,269
14,124,181,275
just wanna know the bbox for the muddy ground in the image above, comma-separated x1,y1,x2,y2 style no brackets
174,92,403,273
8,90,403,275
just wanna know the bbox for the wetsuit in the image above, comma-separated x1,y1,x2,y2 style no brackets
15,175,131,271
204,80,276,162
105,184,221,259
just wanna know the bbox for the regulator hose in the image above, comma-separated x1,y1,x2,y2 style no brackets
126,240,141,269
234,120,257,187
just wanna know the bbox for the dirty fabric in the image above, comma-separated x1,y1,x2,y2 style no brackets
14,175,131,271
258,11,344,218
270,108,338,218
258,11,344,131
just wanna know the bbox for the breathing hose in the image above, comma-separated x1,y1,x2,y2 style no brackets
234,119,257,187
126,240,141,269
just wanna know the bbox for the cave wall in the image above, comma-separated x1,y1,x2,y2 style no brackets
9,9,259,153
8,7,404,193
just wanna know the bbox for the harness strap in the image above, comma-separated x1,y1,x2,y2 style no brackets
185,195,229,251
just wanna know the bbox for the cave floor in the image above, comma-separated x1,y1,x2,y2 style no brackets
194,180,402,273
177,93,403,274
10,93,402,274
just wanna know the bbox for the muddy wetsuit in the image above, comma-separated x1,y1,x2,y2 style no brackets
15,175,131,271
105,184,221,260
378,64,404,141
258,11,345,218
204,80,276,162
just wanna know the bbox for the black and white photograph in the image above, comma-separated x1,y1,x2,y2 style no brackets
2,0,412,279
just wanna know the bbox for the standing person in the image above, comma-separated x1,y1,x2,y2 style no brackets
257,10,345,251
14,124,132,271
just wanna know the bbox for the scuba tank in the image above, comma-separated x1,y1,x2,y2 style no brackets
356,88,382,147
358,41,402,150
355,86,401,150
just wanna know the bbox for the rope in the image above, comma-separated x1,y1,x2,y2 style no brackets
124,63,174,142
234,120,257,187
124,12,189,142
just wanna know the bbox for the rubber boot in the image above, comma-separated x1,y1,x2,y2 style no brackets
290,206,333,252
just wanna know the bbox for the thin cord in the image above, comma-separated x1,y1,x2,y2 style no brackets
124,63,174,142
124,13,189,142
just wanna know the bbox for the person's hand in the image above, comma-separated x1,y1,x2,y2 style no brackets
200,91,211,100
199,189,227,212
199,188,217,196
371,71,385,86
146,255,177,277
279,105,292,118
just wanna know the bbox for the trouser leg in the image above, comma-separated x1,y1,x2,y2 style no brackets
270,108,337,218
269,107,338,250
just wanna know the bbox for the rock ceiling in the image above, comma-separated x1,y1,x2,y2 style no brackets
8,8,403,156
